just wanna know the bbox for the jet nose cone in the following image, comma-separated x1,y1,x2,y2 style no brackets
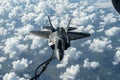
87,33,90,37
85,33,90,37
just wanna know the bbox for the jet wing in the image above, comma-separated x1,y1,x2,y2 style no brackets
30,31,51,39
68,32,90,40
43,26,54,30
68,27,77,31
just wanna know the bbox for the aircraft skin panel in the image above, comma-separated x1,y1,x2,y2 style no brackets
68,32,90,40
30,31,51,39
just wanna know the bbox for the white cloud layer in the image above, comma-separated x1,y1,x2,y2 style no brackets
16,24,34,35
12,58,31,71
0,0,120,80
0,57,6,62
83,59,99,69
0,64,2,70
89,37,112,53
3,72,19,80
75,25,95,34
105,27,120,37
30,37,46,49
113,49,120,65
103,13,117,24
3,72,26,80
60,64,80,80
0,27,7,36
95,1,112,8
57,47,82,68
3,37,28,59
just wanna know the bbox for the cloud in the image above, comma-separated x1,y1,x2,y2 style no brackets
21,13,37,24
105,27,120,37
89,37,112,53
72,13,96,26
74,24,95,34
83,59,99,69
81,40,91,47
56,47,82,68
0,0,120,80
85,25,95,34
0,27,7,36
0,64,2,70
103,13,117,24
12,58,31,71
3,72,19,80
55,3,67,15
95,1,112,8
30,36,46,50
84,6,95,13
3,72,26,80
113,49,120,65
23,74,31,79
3,37,28,59
16,24,34,35
0,57,6,62
59,64,80,80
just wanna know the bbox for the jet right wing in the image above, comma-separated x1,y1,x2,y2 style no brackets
30,31,51,39
68,32,90,40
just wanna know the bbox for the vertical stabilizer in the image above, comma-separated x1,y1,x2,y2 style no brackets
48,16,55,32
65,18,72,33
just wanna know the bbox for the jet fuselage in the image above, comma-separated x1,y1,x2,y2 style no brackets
48,27,70,61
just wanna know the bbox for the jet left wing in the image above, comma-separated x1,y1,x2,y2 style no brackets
68,32,90,40
68,27,77,31
30,31,51,39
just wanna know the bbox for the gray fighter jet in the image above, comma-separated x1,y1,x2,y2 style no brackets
112,0,120,14
30,16,90,61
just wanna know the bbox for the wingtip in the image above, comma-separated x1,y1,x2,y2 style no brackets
88,33,91,37
30,31,34,34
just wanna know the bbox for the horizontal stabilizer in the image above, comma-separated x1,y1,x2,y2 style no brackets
68,27,77,31
43,26,54,30
30,31,51,39
43,26,76,31
68,32,90,40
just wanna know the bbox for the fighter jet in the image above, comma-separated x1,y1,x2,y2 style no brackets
30,16,90,61
112,0,120,14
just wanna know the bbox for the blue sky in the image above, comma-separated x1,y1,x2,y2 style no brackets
0,0,120,80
